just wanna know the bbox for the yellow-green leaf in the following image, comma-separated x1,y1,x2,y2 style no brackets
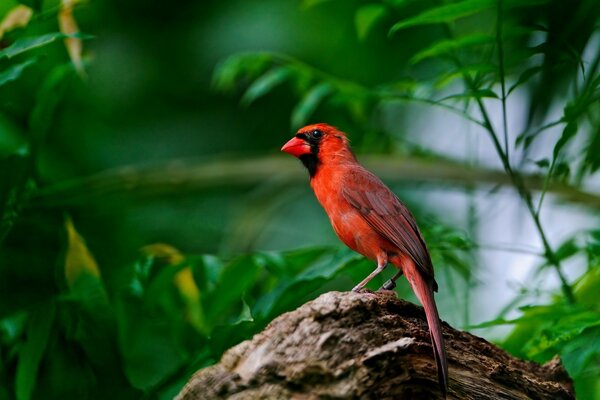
390,0,494,35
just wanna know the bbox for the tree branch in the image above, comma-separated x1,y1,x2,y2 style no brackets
29,156,600,210
176,291,574,399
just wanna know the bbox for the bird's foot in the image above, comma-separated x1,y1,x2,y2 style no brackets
351,285,364,293
379,279,396,291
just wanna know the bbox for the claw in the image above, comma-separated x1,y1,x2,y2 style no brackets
380,279,396,291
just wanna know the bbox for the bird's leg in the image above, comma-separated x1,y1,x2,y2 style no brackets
352,255,388,292
380,270,404,291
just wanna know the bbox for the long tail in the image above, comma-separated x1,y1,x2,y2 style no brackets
400,259,448,396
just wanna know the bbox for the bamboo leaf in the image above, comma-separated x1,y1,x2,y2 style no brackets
410,34,494,64
58,0,85,77
29,64,73,144
0,57,38,87
552,121,578,161
64,216,102,289
202,255,261,328
507,66,542,95
433,63,497,89
355,4,388,42
16,302,56,400
534,158,549,169
439,88,499,101
240,67,290,107
291,82,332,129
16,0,42,12
0,33,65,59
212,53,272,93
582,124,600,174
300,0,333,10
0,5,33,39
390,0,494,35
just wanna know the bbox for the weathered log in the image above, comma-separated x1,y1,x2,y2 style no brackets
177,291,574,399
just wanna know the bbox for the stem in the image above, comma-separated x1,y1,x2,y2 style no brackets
535,159,555,216
377,91,487,128
470,89,575,304
496,0,510,161
441,10,576,304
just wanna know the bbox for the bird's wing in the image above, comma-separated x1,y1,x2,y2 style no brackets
341,167,436,285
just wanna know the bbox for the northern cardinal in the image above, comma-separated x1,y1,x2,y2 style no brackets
281,123,448,395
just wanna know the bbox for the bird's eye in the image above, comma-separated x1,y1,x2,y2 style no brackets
311,129,323,139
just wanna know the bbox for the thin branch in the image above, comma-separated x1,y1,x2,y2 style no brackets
440,23,576,303
28,155,600,209
376,91,488,128
496,0,510,161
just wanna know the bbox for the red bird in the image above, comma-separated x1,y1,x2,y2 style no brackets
281,123,448,394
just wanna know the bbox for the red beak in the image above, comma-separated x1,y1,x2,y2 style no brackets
281,137,311,157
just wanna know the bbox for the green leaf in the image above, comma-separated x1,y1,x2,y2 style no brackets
560,327,600,378
390,0,494,35
524,309,600,359
410,34,494,64
16,302,56,400
209,298,255,357
507,66,542,95
0,112,28,156
203,255,261,327
534,158,549,168
252,248,360,320
355,4,388,42
16,0,42,12
552,121,578,161
582,124,600,174
554,238,579,263
0,154,30,243
439,88,498,101
116,299,188,390
240,67,291,107
300,0,334,9
212,53,272,93
291,82,332,129
433,63,497,89
0,33,66,59
29,64,74,145
0,57,38,86
551,161,570,182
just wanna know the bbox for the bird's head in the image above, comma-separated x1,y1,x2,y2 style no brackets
281,123,353,177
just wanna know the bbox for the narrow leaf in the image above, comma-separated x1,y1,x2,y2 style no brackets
507,66,542,95
29,64,73,144
439,88,499,101
0,57,38,87
355,4,388,42
554,238,579,262
212,53,273,93
434,63,497,89
291,82,332,129
203,255,261,327
240,67,290,107
390,0,494,34
300,0,333,9
16,302,56,400
64,216,101,288
534,158,549,169
0,33,65,59
58,0,85,77
552,122,578,160
0,5,33,39
16,0,42,12
410,34,494,64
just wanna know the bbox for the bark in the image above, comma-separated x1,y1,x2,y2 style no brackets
177,291,574,400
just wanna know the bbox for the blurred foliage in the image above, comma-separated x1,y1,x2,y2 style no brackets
0,0,599,398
